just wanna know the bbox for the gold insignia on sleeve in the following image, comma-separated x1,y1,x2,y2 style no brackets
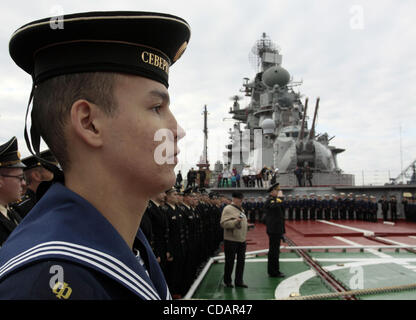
173,41,188,63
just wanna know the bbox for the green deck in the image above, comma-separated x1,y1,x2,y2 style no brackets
190,250,416,300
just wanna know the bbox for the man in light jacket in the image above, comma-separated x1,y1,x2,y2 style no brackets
220,191,248,288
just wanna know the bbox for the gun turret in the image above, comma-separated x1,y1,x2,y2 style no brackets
309,97,320,139
298,98,308,141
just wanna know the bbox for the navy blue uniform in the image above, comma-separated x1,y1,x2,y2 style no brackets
309,198,317,220
369,201,378,222
12,188,37,219
255,201,264,223
347,198,355,220
329,199,338,220
301,198,308,220
287,199,294,221
379,199,389,221
264,196,285,276
146,200,169,276
338,198,347,220
355,199,364,220
0,183,170,300
361,200,369,221
294,199,301,221
164,203,186,296
389,199,398,222
323,199,331,220
316,198,323,220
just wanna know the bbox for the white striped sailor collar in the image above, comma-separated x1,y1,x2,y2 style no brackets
0,183,170,300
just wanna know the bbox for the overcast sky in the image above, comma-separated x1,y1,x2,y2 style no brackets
0,0,415,185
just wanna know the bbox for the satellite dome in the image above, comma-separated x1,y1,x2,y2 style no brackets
261,118,275,134
262,66,290,87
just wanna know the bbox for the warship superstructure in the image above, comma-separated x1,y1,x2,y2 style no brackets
222,33,354,186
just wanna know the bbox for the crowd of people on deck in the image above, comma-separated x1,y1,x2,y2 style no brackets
180,164,319,190
1,136,415,299
139,187,226,299
217,166,278,188
242,193,402,223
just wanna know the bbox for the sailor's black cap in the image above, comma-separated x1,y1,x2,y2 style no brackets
165,187,176,194
21,149,58,171
267,182,280,193
183,187,193,196
208,191,218,199
0,137,26,169
9,11,191,88
231,191,244,199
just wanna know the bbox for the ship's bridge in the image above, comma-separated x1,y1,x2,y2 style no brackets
279,125,308,138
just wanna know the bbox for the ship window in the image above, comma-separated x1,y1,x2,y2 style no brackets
292,132,298,138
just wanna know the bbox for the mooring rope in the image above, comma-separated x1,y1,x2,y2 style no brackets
281,283,416,300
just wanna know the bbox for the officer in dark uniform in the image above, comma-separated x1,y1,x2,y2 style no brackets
256,197,264,223
264,183,285,278
309,194,317,220
301,194,309,220
139,203,154,250
362,194,369,221
282,195,289,220
379,195,389,221
346,193,355,220
0,137,26,245
338,193,347,220
294,194,301,221
0,11,190,300
369,196,378,222
316,195,323,220
12,150,57,219
355,195,363,220
190,192,204,266
212,193,224,253
206,192,219,258
401,194,412,221
195,191,209,264
178,188,199,294
323,194,331,220
390,195,398,222
164,188,187,298
330,194,338,220
247,197,256,223
286,194,294,221
242,198,249,219
146,192,169,276
409,198,416,222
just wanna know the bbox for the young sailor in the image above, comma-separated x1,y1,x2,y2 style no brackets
0,11,190,300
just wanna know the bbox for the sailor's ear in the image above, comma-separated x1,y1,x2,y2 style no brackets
69,99,104,148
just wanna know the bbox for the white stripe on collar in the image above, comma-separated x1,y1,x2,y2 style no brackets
0,241,161,300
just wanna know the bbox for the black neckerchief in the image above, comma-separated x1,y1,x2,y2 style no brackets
230,204,243,212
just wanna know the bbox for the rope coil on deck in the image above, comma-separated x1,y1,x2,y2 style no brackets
281,283,416,300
